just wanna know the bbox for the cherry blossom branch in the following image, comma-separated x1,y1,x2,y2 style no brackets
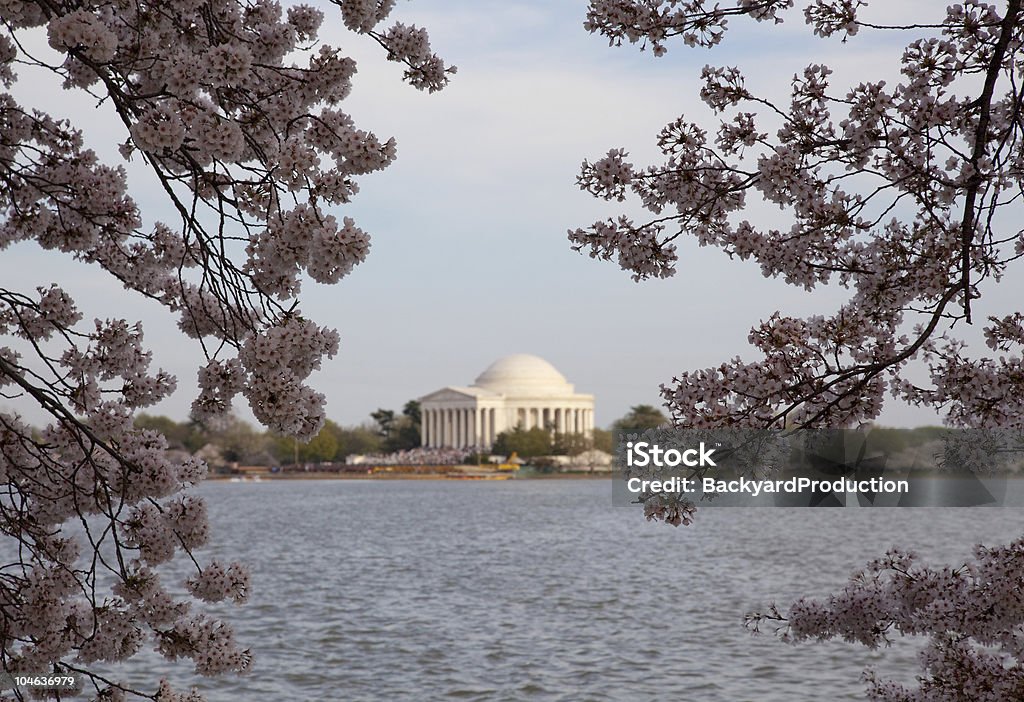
574,0,1024,432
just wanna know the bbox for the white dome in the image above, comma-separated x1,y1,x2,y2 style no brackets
472,354,574,396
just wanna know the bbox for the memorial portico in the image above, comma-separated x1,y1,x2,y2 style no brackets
419,355,595,450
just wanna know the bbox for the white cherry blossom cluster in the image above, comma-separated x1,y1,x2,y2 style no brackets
338,0,455,91
577,0,1024,433
246,203,371,298
339,0,399,33
896,332,1024,429
575,148,634,201
568,216,676,281
152,680,205,702
46,9,118,63
186,561,250,604
642,494,697,526
585,0,793,54
581,2,1024,698
130,106,187,153
191,358,247,419
804,0,862,39
748,539,1024,701
113,566,190,629
236,316,340,439
984,313,1024,351
155,613,251,676
1,0,449,698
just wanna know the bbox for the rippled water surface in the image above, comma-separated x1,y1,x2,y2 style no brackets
112,479,1021,701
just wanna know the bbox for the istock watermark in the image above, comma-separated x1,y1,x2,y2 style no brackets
625,475,910,498
625,441,717,468
612,427,1024,508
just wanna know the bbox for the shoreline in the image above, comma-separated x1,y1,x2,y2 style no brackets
206,470,611,482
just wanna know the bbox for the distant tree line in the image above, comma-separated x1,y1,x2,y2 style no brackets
138,401,944,468
136,402,675,466
134,414,378,466
135,400,425,467
482,404,670,458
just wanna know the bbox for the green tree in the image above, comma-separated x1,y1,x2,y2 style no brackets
385,400,422,451
335,425,384,459
266,433,296,465
299,426,339,463
370,409,396,438
402,400,422,426
134,414,204,452
591,428,614,454
385,418,421,452
203,416,267,464
266,424,338,465
492,427,553,458
552,431,591,456
371,401,422,452
611,405,667,440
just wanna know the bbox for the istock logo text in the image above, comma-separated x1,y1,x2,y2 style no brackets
625,441,717,468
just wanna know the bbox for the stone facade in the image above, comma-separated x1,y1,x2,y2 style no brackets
419,354,595,450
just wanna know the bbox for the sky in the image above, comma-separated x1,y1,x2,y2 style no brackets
5,0,1021,430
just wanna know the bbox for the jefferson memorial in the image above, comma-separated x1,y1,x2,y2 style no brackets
419,354,595,450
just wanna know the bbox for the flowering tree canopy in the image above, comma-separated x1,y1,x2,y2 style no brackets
573,0,1024,431
0,0,450,698
574,2,1024,700
745,538,1024,701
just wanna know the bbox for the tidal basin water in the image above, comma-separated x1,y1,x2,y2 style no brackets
123,479,1019,701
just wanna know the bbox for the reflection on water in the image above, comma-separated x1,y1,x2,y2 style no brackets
60,480,1024,700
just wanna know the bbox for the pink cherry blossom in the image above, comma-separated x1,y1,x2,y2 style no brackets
1,0,450,698
580,2,1024,698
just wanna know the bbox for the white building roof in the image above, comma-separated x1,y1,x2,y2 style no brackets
471,354,575,397
419,385,503,402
